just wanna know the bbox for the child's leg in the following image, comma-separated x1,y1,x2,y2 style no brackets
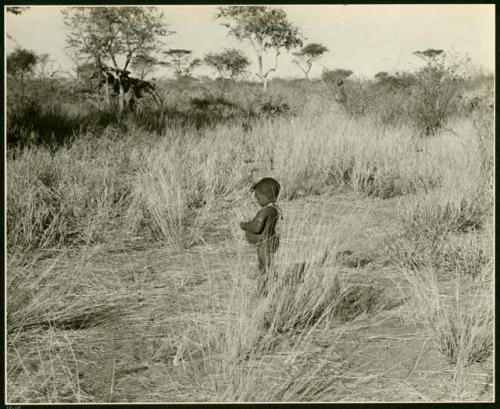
256,245,269,296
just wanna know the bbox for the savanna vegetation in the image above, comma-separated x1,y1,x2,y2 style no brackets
6,5,494,403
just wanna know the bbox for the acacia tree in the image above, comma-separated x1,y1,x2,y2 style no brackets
204,48,250,80
413,48,443,61
292,43,328,80
161,49,202,79
217,6,302,90
131,53,158,80
62,7,172,112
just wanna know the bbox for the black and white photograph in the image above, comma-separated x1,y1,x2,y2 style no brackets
5,3,495,403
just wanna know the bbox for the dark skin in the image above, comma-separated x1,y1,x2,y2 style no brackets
240,190,279,244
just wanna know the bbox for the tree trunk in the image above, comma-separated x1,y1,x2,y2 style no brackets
104,79,110,105
118,80,125,114
262,77,269,92
257,53,269,92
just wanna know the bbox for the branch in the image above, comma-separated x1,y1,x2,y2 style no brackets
293,60,308,76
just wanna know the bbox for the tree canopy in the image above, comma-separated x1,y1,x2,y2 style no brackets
6,6,30,15
161,49,202,79
292,42,328,80
321,68,353,84
62,7,172,74
62,7,172,111
131,54,158,80
204,49,250,79
217,6,302,89
7,48,38,77
414,49,444,60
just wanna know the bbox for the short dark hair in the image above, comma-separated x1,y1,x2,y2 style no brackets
252,177,281,201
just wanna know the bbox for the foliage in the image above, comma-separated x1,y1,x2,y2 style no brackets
161,49,202,79
131,53,158,80
292,42,328,80
321,68,353,83
62,7,171,72
204,48,250,79
62,7,172,110
411,50,464,135
414,48,444,60
7,48,38,77
217,6,303,89
6,6,30,14
76,61,100,87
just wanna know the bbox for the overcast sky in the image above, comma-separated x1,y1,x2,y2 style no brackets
5,5,495,79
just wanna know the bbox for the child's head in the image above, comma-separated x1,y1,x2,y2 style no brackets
252,177,281,206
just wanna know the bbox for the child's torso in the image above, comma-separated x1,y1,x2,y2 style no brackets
258,203,281,252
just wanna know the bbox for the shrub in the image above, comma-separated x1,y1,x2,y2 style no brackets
410,55,463,135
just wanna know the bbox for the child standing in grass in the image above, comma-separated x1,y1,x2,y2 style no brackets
240,177,282,296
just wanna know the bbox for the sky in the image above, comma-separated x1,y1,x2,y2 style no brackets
5,5,495,80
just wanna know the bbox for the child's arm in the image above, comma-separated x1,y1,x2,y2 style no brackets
244,230,262,244
240,208,269,234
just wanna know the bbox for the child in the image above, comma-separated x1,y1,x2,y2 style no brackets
240,177,282,296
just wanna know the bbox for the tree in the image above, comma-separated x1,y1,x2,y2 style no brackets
292,42,328,80
374,71,389,81
204,48,250,80
62,7,173,112
76,61,101,88
217,6,302,90
161,49,202,79
131,53,158,80
413,48,443,61
321,68,353,84
7,47,38,78
34,53,58,78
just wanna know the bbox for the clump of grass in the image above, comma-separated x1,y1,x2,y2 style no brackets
130,128,251,247
7,137,135,252
132,143,193,246
389,230,488,280
400,264,493,366
7,249,133,333
261,203,350,332
7,327,94,403
398,190,484,243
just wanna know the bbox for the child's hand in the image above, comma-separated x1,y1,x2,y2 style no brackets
240,221,247,230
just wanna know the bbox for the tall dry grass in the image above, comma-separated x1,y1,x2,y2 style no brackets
389,109,494,374
151,202,379,402
7,76,492,254
6,73,494,402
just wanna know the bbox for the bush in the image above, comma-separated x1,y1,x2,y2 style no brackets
7,77,121,148
410,56,463,135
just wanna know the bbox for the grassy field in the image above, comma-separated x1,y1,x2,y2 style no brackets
6,72,494,402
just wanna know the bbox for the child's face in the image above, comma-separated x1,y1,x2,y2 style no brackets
254,190,271,206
